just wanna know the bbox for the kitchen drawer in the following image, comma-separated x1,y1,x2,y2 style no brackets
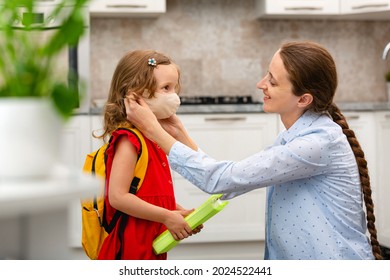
256,0,340,19
89,0,166,17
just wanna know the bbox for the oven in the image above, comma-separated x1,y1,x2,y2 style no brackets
12,0,90,114
178,95,263,114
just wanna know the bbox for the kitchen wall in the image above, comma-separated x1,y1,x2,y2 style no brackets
90,0,390,104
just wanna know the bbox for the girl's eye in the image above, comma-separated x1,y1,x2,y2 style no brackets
269,79,276,86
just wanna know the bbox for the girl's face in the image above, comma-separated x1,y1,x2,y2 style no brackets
143,63,181,119
153,64,179,94
256,50,306,128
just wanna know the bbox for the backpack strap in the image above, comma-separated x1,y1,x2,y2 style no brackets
114,175,141,259
91,147,103,226
116,127,149,192
101,127,149,259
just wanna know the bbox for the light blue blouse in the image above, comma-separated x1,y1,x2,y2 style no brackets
168,110,374,260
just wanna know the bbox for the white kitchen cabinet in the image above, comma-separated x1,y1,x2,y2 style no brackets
59,115,95,247
173,113,279,243
341,0,390,20
256,0,340,19
342,112,383,242
89,0,166,17
91,115,106,150
345,111,390,249
60,115,106,248
59,115,92,170
375,111,390,248
256,0,390,20
344,112,378,194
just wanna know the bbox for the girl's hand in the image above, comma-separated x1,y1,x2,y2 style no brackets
164,209,194,241
175,203,203,235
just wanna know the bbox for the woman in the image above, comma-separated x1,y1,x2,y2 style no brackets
124,41,382,260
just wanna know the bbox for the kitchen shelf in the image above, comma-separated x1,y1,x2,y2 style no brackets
0,165,98,219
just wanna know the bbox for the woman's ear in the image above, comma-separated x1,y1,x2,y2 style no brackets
297,93,313,108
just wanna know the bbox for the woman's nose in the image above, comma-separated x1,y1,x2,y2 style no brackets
256,76,266,89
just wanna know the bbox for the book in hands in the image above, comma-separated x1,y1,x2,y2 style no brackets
152,194,229,255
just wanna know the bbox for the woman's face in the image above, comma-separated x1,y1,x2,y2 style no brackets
257,50,303,125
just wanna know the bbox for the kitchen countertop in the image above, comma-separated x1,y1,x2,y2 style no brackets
337,102,390,111
87,101,390,115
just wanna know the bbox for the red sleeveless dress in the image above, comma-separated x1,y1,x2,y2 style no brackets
98,129,176,260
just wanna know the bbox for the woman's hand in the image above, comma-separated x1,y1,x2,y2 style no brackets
191,224,204,235
158,114,184,139
159,114,198,151
124,95,161,140
125,95,197,153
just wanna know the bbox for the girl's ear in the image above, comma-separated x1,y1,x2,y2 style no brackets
297,93,313,108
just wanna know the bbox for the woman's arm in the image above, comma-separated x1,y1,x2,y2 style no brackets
108,137,193,240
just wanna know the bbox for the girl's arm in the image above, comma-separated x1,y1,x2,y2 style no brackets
108,137,192,240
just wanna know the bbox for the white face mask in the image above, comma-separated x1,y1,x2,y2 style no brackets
144,92,181,119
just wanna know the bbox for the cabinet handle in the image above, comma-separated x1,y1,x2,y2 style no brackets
351,3,388,10
346,115,360,120
284,6,323,11
106,4,147,9
204,116,247,122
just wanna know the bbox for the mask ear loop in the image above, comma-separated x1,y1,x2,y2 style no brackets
142,89,154,99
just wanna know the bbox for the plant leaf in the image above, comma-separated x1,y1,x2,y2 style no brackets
51,83,79,119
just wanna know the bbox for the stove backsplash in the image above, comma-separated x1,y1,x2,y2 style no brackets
90,0,390,105
180,95,260,105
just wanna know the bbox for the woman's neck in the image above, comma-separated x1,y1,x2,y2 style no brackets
280,110,305,130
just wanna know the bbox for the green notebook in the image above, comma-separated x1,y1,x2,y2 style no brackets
152,194,229,255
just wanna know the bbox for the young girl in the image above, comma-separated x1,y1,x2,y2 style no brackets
96,50,199,260
125,41,383,260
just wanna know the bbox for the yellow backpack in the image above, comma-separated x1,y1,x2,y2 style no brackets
81,127,148,260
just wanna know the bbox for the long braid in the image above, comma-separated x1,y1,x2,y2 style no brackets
328,103,383,260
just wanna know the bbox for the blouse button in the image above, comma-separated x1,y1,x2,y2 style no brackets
162,162,167,167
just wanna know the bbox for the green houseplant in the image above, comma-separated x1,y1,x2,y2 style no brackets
0,0,90,180
0,0,89,118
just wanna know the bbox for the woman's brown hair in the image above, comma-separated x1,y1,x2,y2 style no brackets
279,41,383,260
96,49,181,141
